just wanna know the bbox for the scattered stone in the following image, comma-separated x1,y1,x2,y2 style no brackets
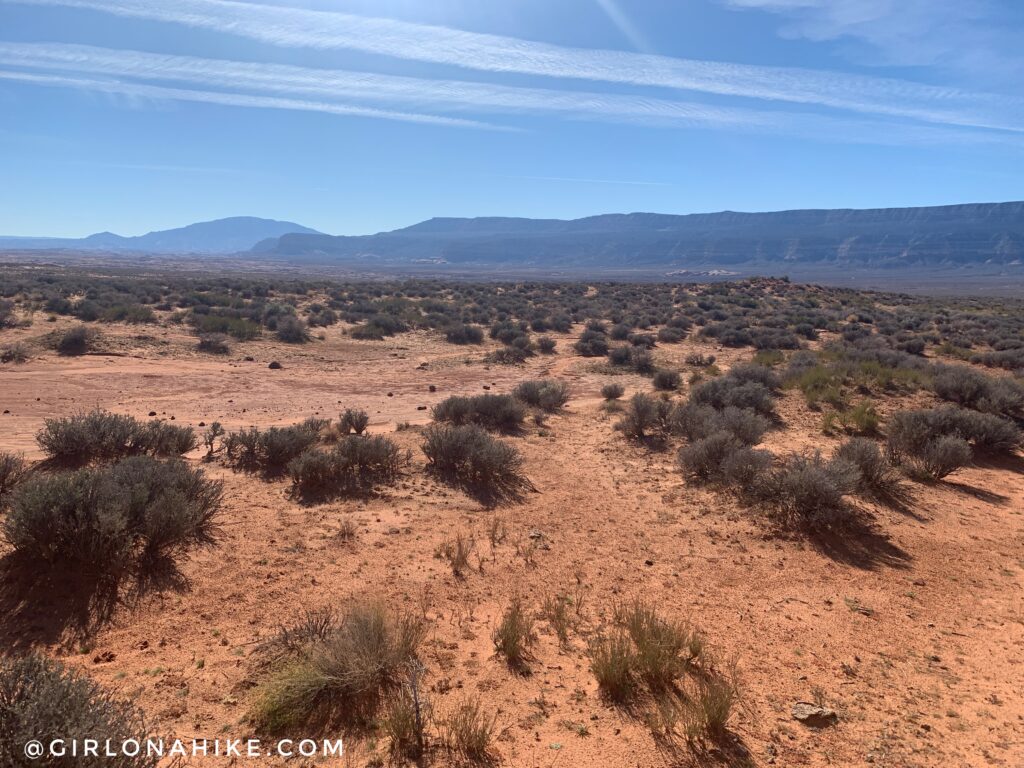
417,405,427,411
92,651,115,664
198,421,206,427
387,392,394,397
429,385,437,392
644,559,654,567
482,385,491,390
149,411,157,417
268,361,282,369
792,702,838,728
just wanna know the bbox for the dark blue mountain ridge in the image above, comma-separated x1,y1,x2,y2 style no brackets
0,216,321,253
256,201,1024,268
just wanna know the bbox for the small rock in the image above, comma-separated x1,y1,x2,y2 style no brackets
268,361,282,369
92,651,115,664
198,421,206,427
429,385,437,392
792,702,838,728
149,411,157,417
482,385,491,390
387,392,394,397
417,405,427,411
644,559,654,567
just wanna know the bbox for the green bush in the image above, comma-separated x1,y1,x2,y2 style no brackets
339,408,370,435
887,406,1021,474
756,452,858,528
652,369,681,391
3,457,222,575
833,438,905,495
444,324,484,345
0,654,158,768
617,393,673,443
36,410,196,465
0,451,27,502
432,394,525,432
276,315,309,343
224,419,324,474
288,436,405,500
512,379,570,412
56,324,92,355
601,383,625,400
422,425,532,504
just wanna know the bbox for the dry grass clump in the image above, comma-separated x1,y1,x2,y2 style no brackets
437,697,498,763
252,602,425,732
492,597,536,672
435,531,476,578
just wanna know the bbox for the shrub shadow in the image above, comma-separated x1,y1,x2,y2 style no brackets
806,512,912,571
0,554,191,651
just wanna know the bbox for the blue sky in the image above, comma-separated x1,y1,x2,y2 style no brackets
2,0,1023,237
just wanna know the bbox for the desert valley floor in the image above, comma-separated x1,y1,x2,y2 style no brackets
0,280,1022,768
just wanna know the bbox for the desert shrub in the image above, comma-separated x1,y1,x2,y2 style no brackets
275,315,309,343
657,327,686,343
610,323,632,341
833,438,905,496
3,456,221,574
574,329,609,357
339,408,369,435
601,383,625,400
617,393,673,443
422,425,533,504
513,379,570,412
197,332,230,354
719,445,774,491
537,335,557,354
253,602,425,731
630,348,655,374
690,377,775,416
0,342,29,363
932,365,1023,417
756,452,858,528
36,410,196,465
56,324,92,355
678,432,744,482
652,369,681,391
487,346,529,365
444,323,484,345
608,345,633,366
492,597,535,671
628,332,657,349
288,435,405,500
685,353,716,367
225,420,323,474
0,451,27,502
0,654,159,768
887,406,1021,473
432,394,525,432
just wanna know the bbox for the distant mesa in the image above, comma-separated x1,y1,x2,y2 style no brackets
0,216,321,254
3,202,1024,270
252,202,1024,269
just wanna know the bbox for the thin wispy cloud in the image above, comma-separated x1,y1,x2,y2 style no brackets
725,1,1024,84
2,42,1022,149
511,175,672,187
8,0,1024,133
0,69,505,129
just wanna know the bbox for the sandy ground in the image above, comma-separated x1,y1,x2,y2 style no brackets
1,318,1022,768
